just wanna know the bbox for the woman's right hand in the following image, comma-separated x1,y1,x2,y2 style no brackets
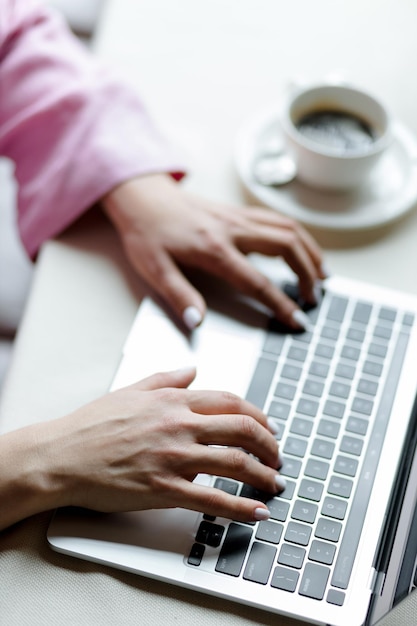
0,367,285,531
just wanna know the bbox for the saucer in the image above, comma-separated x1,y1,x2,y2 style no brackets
235,106,417,230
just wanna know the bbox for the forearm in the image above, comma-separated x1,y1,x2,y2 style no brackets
0,0,185,259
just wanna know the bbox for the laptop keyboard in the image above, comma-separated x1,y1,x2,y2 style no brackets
186,284,415,607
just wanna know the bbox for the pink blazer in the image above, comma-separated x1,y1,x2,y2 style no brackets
0,0,184,258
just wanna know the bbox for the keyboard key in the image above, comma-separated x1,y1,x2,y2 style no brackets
315,518,342,542
321,326,340,341
298,479,324,502
196,521,225,547
323,400,345,419
284,522,312,546
284,437,308,458
352,301,372,325
311,438,335,460
346,416,368,436
309,361,330,378
291,500,318,524
305,458,329,481
317,419,340,439
290,418,313,438
327,296,348,323
214,478,239,495
299,563,330,600
368,342,387,358
329,381,350,399
327,589,346,606
245,357,277,410
340,435,363,456
281,363,302,381
341,345,360,361
374,325,392,340
255,521,283,544
322,497,348,520
296,398,319,417
277,480,296,501
288,346,308,362
315,344,335,360
215,523,252,576
188,543,205,566
269,498,290,522
308,540,336,565
274,382,297,400
243,542,276,584
334,455,358,477
328,476,353,498
280,457,302,479
263,332,286,356
278,543,306,569
271,566,299,592
303,379,325,397
357,378,378,396
351,397,373,416
335,362,355,380
378,307,396,322
362,360,383,377
268,400,290,420
346,327,365,343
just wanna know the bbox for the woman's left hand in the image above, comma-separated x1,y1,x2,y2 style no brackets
102,173,326,330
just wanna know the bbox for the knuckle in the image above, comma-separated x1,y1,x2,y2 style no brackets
226,448,250,473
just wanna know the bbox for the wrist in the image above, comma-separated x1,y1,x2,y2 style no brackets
0,423,68,531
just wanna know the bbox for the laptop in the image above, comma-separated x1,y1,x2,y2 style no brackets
47,260,417,626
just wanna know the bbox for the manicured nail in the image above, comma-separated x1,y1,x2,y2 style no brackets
321,263,331,278
275,474,287,491
278,450,284,468
267,417,280,435
254,507,271,521
292,309,310,330
183,306,202,330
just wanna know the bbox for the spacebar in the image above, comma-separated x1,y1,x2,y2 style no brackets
245,356,277,410
331,332,411,589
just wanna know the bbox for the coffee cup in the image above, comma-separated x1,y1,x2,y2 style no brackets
280,82,392,191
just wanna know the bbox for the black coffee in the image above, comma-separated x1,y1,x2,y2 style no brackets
296,110,376,153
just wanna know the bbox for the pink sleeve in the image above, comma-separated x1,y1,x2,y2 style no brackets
0,0,185,258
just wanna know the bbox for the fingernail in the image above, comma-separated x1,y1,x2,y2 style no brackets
292,309,310,330
278,450,284,468
267,417,279,435
275,474,287,492
321,263,331,278
254,507,270,521
183,306,202,330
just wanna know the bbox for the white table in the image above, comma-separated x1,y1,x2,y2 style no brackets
1,0,417,623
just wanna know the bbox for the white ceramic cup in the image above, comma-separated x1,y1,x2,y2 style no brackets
281,83,392,191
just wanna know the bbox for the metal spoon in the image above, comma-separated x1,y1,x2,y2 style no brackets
253,152,297,186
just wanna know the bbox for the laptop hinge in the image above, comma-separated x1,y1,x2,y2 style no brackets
369,568,386,596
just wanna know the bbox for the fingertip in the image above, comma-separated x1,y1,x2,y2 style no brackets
183,305,203,330
254,507,271,521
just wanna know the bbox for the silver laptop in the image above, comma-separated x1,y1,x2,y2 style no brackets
47,263,417,626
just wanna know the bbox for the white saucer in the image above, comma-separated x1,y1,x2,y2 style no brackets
235,106,417,230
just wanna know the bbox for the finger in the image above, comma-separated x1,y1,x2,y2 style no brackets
131,244,207,330
243,207,325,275
189,420,280,470
169,477,282,523
131,367,197,391
186,389,267,424
198,246,309,330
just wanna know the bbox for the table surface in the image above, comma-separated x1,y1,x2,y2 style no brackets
1,0,417,623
